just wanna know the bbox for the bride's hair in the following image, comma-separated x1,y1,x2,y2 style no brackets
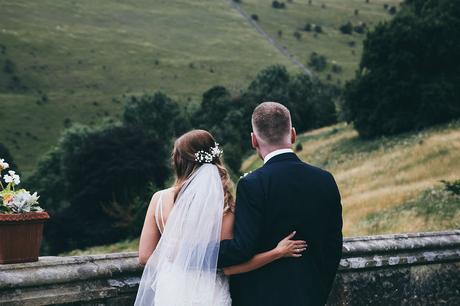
172,130,235,212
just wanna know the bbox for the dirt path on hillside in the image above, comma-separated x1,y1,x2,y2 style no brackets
227,0,313,77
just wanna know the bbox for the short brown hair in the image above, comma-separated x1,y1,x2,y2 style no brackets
251,102,292,145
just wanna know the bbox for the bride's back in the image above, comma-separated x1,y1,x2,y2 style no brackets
153,188,175,235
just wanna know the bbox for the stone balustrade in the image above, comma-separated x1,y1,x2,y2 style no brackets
1,230,459,305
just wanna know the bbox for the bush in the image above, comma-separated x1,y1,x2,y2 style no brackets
441,179,460,196
293,31,302,40
303,23,312,32
313,25,322,33
308,52,327,72
295,142,303,152
331,63,342,73
354,22,367,34
251,14,259,21
340,22,353,34
272,1,286,9
342,0,460,138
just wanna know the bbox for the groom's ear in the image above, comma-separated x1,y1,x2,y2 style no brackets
291,127,297,144
251,132,258,149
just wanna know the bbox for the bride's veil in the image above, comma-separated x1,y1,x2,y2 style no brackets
134,163,224,305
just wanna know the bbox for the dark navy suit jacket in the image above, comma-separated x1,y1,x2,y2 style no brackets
218,152,343,306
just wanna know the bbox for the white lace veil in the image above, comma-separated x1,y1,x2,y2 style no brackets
134,164,224,306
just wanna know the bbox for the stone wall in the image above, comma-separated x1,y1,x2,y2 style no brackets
1,230,459,305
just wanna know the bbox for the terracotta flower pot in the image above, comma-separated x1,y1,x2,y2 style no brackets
0,211,50,264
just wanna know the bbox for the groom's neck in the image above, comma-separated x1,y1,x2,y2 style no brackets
259,144,292,160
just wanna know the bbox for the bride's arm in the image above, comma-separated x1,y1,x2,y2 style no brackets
138,192,162,265
220,214,306,276
222,231,307,276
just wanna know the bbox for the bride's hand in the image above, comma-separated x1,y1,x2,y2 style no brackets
275,231,307,258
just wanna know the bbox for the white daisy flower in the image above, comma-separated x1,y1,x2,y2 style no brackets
0,158,9,170
4,170,20,185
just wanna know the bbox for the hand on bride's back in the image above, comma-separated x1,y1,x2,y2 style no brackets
275,231,307,258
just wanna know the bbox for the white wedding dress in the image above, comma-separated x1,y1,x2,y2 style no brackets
134,164,231,306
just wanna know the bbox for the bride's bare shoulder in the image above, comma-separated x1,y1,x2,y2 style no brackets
149,187,175,203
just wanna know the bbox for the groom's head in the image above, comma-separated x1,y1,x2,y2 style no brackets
251,102,296,159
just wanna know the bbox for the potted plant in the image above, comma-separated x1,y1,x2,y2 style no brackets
0,158,49,264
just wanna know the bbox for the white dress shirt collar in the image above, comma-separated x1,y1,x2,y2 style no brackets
263,148,294,164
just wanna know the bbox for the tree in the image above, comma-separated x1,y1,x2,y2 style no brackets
28,91,185,254
343,0,460,138
193,86,233,130
123,91,189,139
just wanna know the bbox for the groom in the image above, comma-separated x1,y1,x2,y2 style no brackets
218,102,343,306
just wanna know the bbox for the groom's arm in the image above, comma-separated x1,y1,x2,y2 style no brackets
218,176,263,268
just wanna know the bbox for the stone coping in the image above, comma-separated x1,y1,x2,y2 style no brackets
1,230,459,289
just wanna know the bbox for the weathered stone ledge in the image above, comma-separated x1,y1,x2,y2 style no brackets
340,230,460,270
0,252,140,290
0,230,459,305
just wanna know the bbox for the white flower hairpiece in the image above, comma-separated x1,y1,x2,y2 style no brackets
194,142,223,163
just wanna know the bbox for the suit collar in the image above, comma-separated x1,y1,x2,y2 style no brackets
264,148,294,164
263,152,300,166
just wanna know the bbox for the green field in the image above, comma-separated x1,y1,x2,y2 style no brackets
0,0,298,173
238,0,402,82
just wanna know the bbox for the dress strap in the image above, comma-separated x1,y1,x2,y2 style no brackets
155,190,166,234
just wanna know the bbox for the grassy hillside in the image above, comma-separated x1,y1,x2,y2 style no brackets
243,121,460,237
0,1,402,173
0,0,298,173
63,121,460,255
239,0,402,82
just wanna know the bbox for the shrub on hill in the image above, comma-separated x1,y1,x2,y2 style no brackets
354,22,367,34
272,1,286,9
340,22,353,34
342,0,460,138
293,31,302,40
313,25,322,33
308,52,328,72
303,23,312,32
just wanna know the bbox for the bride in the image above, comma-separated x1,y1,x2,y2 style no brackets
134,130,307,306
